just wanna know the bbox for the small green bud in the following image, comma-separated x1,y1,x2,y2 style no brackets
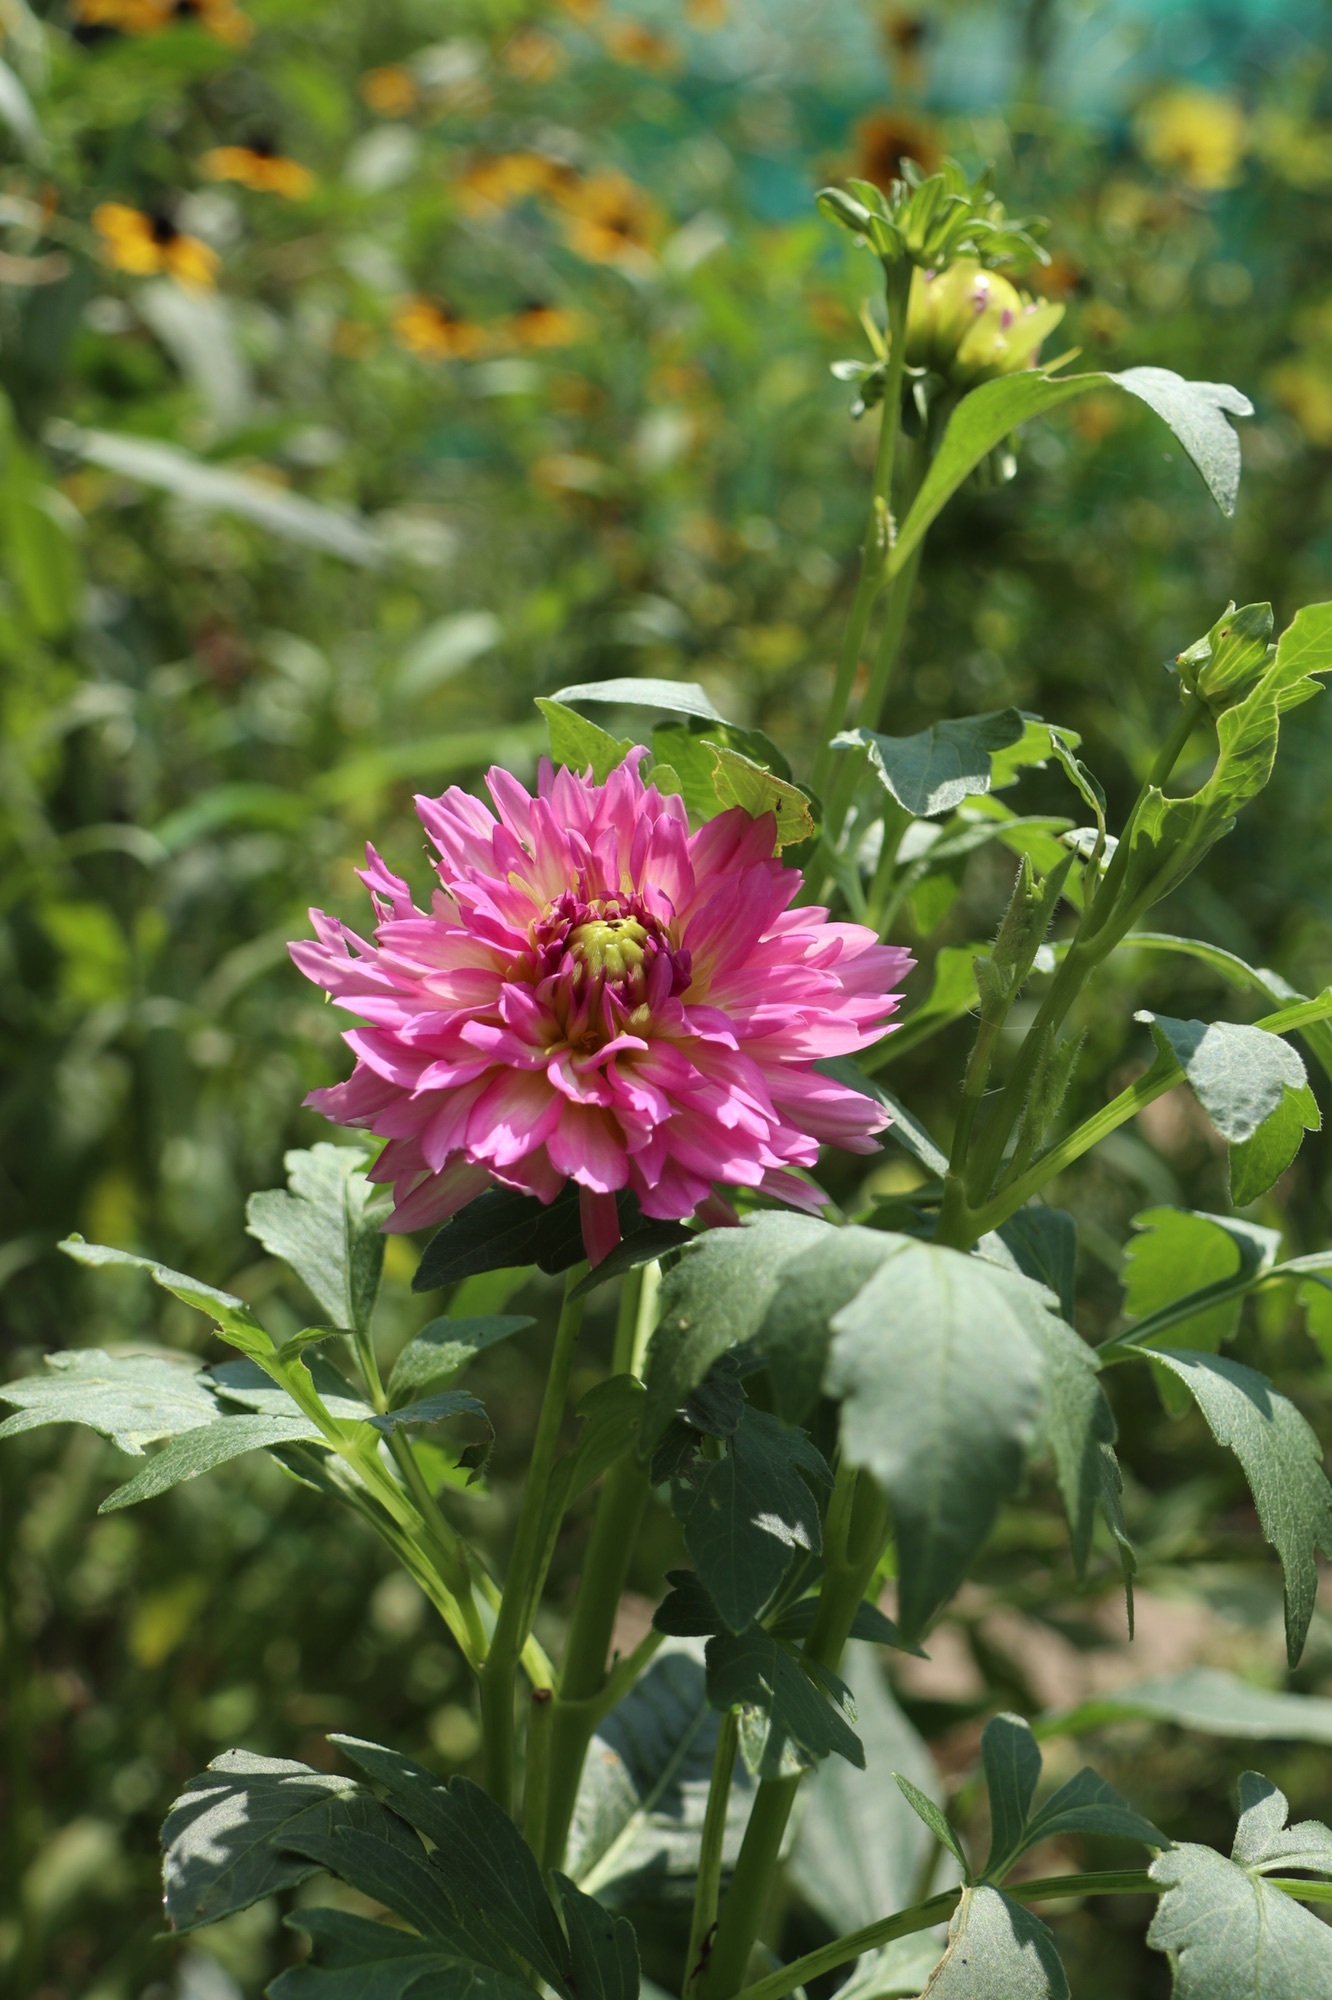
906,261,1065,387
1187,601,1276,711
991,854,1038,974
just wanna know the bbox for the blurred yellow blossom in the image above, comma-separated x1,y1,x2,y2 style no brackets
457,151,574,214
1135,87,1248,191
601,20,681,73
359,65,417,116
92,203,219,287
554,169,657,269
505,302,585,349
503,28,565,81
75,0,252,42
198,143,315,199
1270,360,1332,446
686,0,728,25
393,298,490,360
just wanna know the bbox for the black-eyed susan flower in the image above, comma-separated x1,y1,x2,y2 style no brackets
198,141,315,199
359,65,418,117
392,297,489,360
506,300,584,349
92,202,219,287
457,151,573,215
553,169,657,270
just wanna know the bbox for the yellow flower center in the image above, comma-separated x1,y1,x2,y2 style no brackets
568,916,649,987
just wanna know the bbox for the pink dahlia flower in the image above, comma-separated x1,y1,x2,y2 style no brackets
291,753,913,1264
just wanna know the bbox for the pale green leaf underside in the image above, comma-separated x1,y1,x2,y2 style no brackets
1148,1842,1332,1998
0,1348,220,1455
920,1884,1069,1998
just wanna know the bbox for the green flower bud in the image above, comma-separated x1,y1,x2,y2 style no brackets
905,259,1065,386
1175,601,1275,711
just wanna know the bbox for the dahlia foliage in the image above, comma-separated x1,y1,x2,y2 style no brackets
292,751,912,1262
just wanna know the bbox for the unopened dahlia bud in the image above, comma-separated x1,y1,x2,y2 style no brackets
905,259,1064,386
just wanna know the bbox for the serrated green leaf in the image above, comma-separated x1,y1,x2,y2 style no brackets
1138,1014,1307,1145
680,1407,831,1632
0,1348,220,1455
568,1638,755,1903
385,1314,534,1403
919,1885,1069,1999
58,1238,273,1356
770,1596,917,1653
705,1628,864,1778
536,698,636,782
246,1143,387,1335
1147,1349,1332,1664
981,1715,1043,1880
1149,1834,1332,1998
826,1240,1054,1642
100,1413,323,1511
839,711,1028,819
161,1750,361,1934
1232,1772,1332,1877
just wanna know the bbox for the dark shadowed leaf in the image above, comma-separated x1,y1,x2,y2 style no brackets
415,1185,658,1288
705,1628,864,1778
271,1909,533,2000
679,1408,831,1632
981,1715,1043,1880
160,1750,360,1934
551,1874,640,2000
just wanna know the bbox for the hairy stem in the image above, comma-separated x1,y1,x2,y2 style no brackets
969,1049,1182,1238
480,1266,587,1814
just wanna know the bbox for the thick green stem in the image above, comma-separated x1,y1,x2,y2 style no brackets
542,1262,660,1869
480,1266,587,1813
523,1689,554,1865
810,260,913,799
684,1709,740,1997
697,1468,889,2000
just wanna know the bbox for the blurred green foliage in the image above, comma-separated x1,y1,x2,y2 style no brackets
3,2,1332,1996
